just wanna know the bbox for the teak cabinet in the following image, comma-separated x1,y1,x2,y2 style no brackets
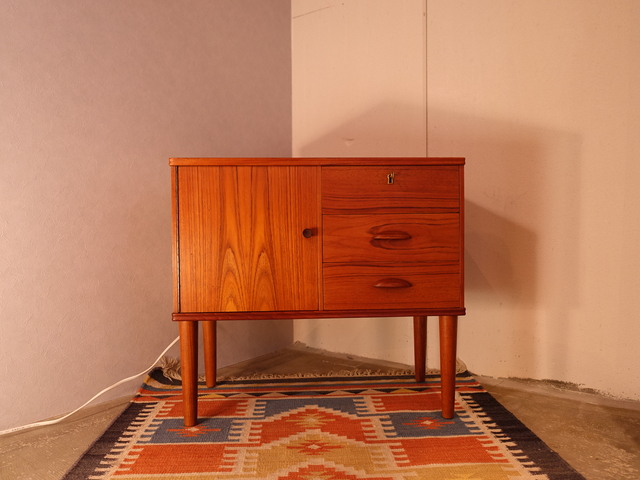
171,157,465,426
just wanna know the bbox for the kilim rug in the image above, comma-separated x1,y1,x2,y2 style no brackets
63,370,586,480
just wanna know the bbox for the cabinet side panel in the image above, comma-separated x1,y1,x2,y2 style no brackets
459,165,465,308
171,166,180,312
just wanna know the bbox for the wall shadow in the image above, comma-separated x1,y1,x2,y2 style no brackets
465,201,537,306
296,102,582,377
429,105,582,376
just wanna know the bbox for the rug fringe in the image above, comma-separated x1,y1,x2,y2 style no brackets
158,356,467,382
158,356,183,381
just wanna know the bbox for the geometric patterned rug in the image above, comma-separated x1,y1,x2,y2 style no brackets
62,370,586,479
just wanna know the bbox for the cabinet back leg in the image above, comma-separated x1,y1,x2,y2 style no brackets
202,321,217,388
413,316,427,382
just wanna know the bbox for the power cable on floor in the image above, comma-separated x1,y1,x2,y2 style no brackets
0,336,180,436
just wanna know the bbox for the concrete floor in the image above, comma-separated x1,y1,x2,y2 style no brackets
1,343,639,480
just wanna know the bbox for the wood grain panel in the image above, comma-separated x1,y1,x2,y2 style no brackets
323,264,461,310
322,166,460,214
323,213,460,263
171,166,180,312
176,166,319,312
458,165,465,309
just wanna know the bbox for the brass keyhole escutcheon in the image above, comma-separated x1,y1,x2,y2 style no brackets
387,171,395,184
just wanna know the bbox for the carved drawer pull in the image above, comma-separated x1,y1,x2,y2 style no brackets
373,278,413,289
371,231,412,241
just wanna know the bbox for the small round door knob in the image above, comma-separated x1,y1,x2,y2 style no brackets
302,228,314,238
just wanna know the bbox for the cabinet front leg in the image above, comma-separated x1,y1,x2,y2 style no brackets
202,321,217,388
179,321,198,427
439,315,458,419
413,316,427,382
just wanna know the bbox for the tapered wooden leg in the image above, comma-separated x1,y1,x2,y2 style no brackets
413,316,427,382
202,321,217,388
179,321,198,427
439,315,458,419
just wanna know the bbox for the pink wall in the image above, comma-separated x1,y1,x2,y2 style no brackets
0,0,292,431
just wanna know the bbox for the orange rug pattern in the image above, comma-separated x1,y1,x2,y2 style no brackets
63,372,585,479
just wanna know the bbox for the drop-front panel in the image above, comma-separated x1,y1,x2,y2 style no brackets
171,157,465,426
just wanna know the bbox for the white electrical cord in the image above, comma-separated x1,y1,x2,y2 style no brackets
0,336,180,436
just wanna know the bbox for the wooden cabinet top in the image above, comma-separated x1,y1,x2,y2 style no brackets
170,157,465,166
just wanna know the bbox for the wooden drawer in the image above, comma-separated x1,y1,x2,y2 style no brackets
323,213,460,263
323,264,461,310
322,166,460,214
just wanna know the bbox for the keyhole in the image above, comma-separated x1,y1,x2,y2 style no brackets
387,172,395,184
